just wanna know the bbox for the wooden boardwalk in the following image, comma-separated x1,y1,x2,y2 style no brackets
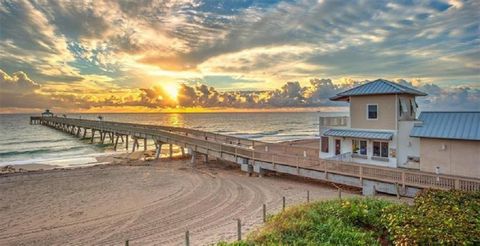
30,116,480,196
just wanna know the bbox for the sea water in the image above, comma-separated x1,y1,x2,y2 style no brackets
0,112,323,168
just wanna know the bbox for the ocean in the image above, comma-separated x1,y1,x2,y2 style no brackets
0,112,323,168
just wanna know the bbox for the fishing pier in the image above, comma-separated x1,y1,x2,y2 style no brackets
30,116,480,197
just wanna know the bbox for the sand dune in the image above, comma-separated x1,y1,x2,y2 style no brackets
0,158,354,245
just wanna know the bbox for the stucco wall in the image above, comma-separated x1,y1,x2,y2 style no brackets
350,95,396,130
419,138,480,178
397,121,421,167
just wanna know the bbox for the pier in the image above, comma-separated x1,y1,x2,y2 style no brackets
30,116,480,197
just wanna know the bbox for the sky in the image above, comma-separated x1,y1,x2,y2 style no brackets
0,0,479,113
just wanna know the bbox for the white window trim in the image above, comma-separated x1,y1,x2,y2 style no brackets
372,140,389,158
366,104,378,120
352,139,368,156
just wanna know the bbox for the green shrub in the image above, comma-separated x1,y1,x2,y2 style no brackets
244,198,392,245
382,189,480,245
219,190,480,246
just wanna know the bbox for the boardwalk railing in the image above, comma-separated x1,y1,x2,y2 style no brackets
30,116,480,192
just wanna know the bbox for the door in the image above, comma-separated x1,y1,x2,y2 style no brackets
335,139,341,155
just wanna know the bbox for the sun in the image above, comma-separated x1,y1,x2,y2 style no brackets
162,83,179,101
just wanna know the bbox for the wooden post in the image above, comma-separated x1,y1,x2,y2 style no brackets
282,196,286,211
395,182,401,199
101,132,106,144
156,143,162,159
237,219,242,241
169,143,173,159
144,138,147,151
125,135,129,150
91,130,95,143
454,179,460,190
190,150,196,165
263,204,266,223
181,147,185,157
114,135,119,151
185,230,190,246
125,240,129,246
359,166,363,185
307,190,310,203
338,188,342,199
83,128,87,139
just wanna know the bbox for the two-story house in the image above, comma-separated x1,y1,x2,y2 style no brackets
319,79,427,168
320,79,480,179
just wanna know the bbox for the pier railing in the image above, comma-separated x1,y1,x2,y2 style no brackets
30,116,480,192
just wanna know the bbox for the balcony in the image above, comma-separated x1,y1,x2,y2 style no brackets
319,112,350,128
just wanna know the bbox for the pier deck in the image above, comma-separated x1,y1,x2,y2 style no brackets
30,116,480,197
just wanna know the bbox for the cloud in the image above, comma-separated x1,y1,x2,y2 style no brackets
1,69,479,112
0,70,40,91
0,0,478,112
396,79,480,110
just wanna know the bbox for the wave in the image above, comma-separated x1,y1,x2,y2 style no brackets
0,138,69,146
0,145,88,158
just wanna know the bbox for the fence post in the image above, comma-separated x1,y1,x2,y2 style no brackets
185,230,190,246
395,182,401,199
125,240,129,246
263,204,266,223
454,179,460,190
237,219,242,241
307,190,310,203
338,188,342,199
282,196,286,211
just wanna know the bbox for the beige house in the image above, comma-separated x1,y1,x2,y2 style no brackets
320,79,426,167
320,79,480,179
410,112,480,178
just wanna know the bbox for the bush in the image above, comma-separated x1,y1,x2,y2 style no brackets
219,189,480,245
382,189,480,245
244,198,392,245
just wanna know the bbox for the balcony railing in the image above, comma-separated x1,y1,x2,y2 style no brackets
319,115,350,128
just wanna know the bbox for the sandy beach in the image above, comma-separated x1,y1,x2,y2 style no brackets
0,153,361,246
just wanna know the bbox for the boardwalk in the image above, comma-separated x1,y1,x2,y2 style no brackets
30,116,480,197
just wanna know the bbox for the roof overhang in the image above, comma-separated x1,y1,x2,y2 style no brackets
329,95,350,101
323,129,393,140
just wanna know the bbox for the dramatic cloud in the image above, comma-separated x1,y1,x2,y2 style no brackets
2,69,477,112
0,0,478,112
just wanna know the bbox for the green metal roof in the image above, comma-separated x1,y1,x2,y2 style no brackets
410,111,480,141
330,79,427,101
323,129,393,140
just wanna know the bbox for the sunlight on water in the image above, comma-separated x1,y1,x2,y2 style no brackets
0,112,335,167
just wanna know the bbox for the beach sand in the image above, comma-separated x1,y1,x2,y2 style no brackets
0,150,406,245
0,154,356,245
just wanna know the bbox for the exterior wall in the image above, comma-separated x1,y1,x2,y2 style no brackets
350,95,396,130
419,138,480,178
397,121,421,168
319,135,397,168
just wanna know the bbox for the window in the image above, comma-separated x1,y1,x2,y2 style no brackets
399,99,408,116
373,141,389,158
410,99,416,117
321,136,329,153
352,139,367,155
367,104,378,119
